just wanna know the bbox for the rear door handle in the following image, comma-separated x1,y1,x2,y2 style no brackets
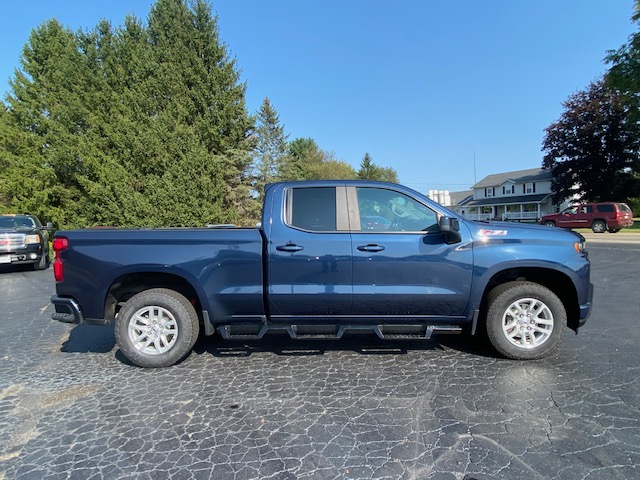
357,244,385,252
276,244,303,252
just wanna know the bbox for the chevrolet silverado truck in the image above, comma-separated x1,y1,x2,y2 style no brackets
51,181,593,367
0,214,53,270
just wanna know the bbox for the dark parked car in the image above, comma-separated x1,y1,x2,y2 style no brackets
0,214,52,269
540,202,634,233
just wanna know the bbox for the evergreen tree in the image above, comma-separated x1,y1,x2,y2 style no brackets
0,0,255,228
2,19,93,227
357,153,381,180
252,97,288,200
357,153,399,182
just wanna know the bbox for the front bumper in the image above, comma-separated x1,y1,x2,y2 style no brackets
0,246,43,265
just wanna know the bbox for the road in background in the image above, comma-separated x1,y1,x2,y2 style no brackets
0,243,638,479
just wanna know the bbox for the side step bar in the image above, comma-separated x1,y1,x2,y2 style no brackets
216,324,463,341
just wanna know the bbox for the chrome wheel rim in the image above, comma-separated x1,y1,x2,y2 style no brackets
128,306,178,355
501,298,554,349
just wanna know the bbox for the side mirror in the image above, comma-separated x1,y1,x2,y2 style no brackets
45,222,54,230
439,216,461,244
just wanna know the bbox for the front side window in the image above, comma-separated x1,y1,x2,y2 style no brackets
356,188,438,232
289,187,337,232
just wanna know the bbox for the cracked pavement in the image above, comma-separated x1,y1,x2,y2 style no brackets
0,242,638,479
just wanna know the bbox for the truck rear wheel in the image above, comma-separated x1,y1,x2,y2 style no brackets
115,288,200,368
485,281,566,360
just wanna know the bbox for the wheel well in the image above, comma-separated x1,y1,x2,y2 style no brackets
104,273,202,321
480,267,580,331
591,218,607,226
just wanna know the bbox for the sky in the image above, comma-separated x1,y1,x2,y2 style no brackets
0,1,637,194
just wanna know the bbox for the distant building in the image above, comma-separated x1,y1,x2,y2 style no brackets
438,167,570,222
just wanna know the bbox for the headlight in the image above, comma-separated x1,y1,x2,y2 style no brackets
574,240,585,253
26,234,40,244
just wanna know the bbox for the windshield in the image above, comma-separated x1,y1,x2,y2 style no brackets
0,216,36,229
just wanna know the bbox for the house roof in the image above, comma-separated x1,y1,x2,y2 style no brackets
464,193,550,207
448,190,473,206
472,168,552,189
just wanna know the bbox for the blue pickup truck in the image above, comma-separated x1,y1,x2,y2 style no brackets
51,181,593,367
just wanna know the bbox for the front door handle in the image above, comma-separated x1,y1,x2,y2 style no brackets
357,244,385,252
276,244,303,252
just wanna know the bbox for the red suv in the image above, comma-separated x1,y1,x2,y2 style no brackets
540,202,634,233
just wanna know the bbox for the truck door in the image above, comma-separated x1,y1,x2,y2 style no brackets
349,186,473,318
266,184,353,318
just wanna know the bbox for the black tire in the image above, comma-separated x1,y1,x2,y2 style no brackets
485,281,566,360
543,221,555,227
115,288,200,368
591,220,606,233
32,253,47,270
608,228,620,233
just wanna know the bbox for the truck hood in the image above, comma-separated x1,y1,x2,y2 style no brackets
463,219,584,244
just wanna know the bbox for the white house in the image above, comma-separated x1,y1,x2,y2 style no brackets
445,168,560,222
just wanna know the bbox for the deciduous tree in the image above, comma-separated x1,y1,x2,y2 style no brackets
606,0,640,125
542,80,640,204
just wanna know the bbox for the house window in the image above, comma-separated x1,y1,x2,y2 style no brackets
525,183,534,194
485,188,494,197
503,185,514,195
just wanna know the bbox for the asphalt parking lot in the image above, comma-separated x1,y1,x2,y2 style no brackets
0,241,639,480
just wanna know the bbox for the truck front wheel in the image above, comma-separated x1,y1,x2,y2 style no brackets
485,281,566,360
115,288,200,368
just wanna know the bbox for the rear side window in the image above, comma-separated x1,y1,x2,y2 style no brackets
618,203,632,213
596,204,614,213
289,187,337,232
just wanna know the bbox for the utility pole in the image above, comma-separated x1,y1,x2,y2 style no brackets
473,151,477,186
